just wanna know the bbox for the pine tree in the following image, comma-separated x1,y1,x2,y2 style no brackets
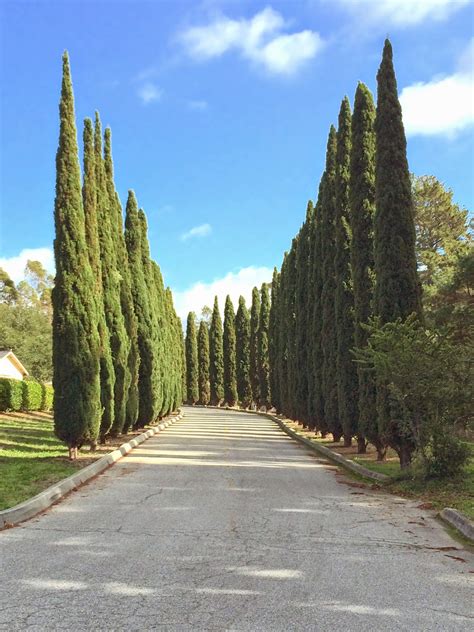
185,312,199,404
374,39,423,467
209,296,224,405
125,191,156,426
82,118,115,441
94,113,129,438
268,267,281,412
258,283,271,409
223,295,238,406
249,287,261,407
235,296,252,408
334,97,359,447
104,127,139,434
198,320,210,405
52,52,101,457
320,126,342,441
350,82,384,458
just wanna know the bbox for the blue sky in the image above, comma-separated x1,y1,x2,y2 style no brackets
0,0,473,318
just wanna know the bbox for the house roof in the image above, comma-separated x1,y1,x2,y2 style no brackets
0,349,29,376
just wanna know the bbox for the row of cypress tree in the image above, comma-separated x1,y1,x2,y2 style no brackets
185,287,271,409
53,52,184,457
269,40,422,467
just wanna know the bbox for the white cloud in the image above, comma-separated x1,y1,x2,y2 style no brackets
180,223,212,241
400,39,474,137
172,266,273,321
332,0,470,27
0,247,55,284
187,99,209,111
178,7,324,75
138,82,163,104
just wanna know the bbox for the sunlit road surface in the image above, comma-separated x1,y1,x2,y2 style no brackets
1,407,472,631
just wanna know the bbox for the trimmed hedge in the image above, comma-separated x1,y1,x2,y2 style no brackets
0,378,23,411
22,380,43,411
41,383,54,412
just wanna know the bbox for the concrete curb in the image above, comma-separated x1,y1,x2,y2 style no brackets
188,405,388,482
439,508,474,543
0,410,184,530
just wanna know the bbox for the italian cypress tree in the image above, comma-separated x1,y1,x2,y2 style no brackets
334,97,359,447
209,296,224,405
258,283,271,409
268,267,281,412
198,320,210,405
94,113,129,438
350,82,385,458
125,191,156,426
104,127,140,434
82,118,115,441
235,296,252,408
52,52,101,457
286,239,299,420
223,295,238,406
277,252,290,415
249,287,261,406
185,312,199,404
320,126,342,441
374,40,423,467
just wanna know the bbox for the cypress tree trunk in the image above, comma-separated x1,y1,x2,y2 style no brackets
320,127,343,442
258,283,271,409
185,312,199,404
268,267,281,412
82,118,115,443
350,82,385,459
198,320,210,405
52,52,101,456
374,40,423,467
125,191,156,427
104,128,139,434
334,97,359,448
94,113,129,439
249,287,261,408
223,295,238,406
235,296,252,408
209,296,224,405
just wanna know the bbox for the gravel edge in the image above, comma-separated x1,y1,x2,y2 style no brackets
0,410,184,529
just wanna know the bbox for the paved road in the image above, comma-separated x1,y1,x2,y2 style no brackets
1,407,472,631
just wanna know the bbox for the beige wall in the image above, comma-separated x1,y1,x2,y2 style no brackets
0,357,24,380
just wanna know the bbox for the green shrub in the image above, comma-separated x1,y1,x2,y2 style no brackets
41,383,54,412
426,433,471,479
22,379,43,411
0,378,23,411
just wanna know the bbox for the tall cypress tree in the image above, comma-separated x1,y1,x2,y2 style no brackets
320,127,342,441
209,296,224,405
223,295,238,406
52,52,101,457
284,240,298,419
277,252,290,416
94,113,129,438
104,127,139,434
235,296,252,408
350,82,384,458
82,118,115,441
249,287,261,407
185,312,199,404
334,97,359,447
374,40,423,467
258,283,271,409
198,320,210,405
268,267,281,412
125,191,156,426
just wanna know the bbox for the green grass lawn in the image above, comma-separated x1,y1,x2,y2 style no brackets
0,412,91,511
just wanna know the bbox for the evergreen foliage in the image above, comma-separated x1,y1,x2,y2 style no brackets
52,52,101,455
268,268,281,412
235,296,252,408
198,320,210,405
249,287,261,406
223,295,238,406
334,97,359,446
185,312,199,404
209,296,224,405
374,39,423,467
258,283,271,409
